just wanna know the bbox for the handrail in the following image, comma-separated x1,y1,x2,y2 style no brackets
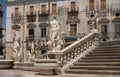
60,31,99,66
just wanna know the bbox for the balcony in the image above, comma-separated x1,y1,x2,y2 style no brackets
67,7,79,15
11,13,22,24
26,11,36,16
99,10,107,17
26,11,36,22
111,8,120,16
38,11,49,16
26,36,48,42
38,11,49,22
67,15,80,24
26,36,48,48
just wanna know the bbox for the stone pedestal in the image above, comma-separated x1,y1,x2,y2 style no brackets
0,59,14,69
34,59,59,75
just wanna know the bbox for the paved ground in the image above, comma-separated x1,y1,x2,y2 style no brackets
0,70,120,77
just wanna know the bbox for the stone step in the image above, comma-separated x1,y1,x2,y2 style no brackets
96,45,120,49
93,48,120,51
86,53,120,56
95,47,120,50
65,69,120,75
89,50,120,53
69,66,120,70
82,56,120,59
74,62,120,66
65,41,120,75
99,41,120,46
78,59,120,62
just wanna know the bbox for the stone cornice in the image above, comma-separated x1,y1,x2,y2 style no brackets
7,0,67,6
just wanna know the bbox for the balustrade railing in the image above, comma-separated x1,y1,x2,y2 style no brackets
40,31,99,67
100,32,120,41
60,32,99,66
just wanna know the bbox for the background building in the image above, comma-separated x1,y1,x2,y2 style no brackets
0,4,5,59
6,0,120,61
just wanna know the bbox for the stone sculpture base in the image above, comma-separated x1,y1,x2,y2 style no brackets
34,59,59,75
0,59,14,69
13,62,40,71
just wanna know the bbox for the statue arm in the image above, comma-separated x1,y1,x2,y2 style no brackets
56,21,60,30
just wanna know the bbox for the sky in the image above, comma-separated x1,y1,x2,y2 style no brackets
0,0,7,28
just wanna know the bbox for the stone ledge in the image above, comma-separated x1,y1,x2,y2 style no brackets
0,60,14,69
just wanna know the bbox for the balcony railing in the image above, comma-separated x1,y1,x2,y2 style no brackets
26,11,36,16
11,13,22,24
38,10,49,16
26,36,48,42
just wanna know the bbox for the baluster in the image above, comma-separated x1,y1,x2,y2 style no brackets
63,54,67,66
77,46,80,55
72,49,75,59
81,45,83,53
67,52,71,62
70,50,73,60
74,48,78,58
84,42,87,50
83,43,86,51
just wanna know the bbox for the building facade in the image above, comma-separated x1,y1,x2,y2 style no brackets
0,4,5,59
6,0,120,61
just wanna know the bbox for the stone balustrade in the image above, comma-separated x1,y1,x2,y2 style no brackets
60,31,99,66
40,31,99,68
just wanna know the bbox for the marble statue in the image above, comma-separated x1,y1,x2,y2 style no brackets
27,42,35,62
47,18,64,52
91,11,99,33
13,30,22,62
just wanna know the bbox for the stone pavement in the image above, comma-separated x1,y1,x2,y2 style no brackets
0,70,120,77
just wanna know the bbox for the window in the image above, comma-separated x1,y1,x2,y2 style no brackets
29,29,34,36
15,8,19,17
101,25,107,33
71,2,76,11
41,28,46,37
52,3,57,13
89,0,94,11
29,29,34,41
41,5,46,14
30,6,34,14
69,24,77,36
101,0,106,10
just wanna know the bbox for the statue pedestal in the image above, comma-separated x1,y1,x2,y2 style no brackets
48,51,61,60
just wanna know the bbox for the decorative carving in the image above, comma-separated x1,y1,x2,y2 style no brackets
112,18,120,24
39,23,49,27
98,18,110,24
27,24,36,28
12,25,21,30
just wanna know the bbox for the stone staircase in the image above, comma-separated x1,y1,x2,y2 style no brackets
65,41,120,75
